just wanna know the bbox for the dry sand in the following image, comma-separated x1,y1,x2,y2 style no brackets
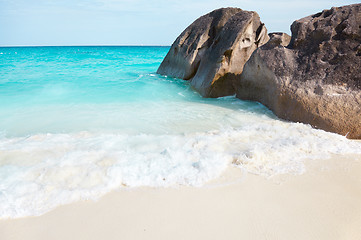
1,154,361,240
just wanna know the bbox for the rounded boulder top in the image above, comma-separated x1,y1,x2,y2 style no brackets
157,7,269,97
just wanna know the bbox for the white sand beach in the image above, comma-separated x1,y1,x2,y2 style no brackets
2,1,361,240
1,154,361,240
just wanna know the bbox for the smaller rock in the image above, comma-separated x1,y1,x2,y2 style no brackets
263,32,291,48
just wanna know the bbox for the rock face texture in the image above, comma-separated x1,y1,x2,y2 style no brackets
236,4,361,139
157,8,269,97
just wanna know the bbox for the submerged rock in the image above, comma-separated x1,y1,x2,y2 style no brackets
157,8,269,97
236,4,361,139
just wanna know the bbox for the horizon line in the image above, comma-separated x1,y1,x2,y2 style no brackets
0,44,171,47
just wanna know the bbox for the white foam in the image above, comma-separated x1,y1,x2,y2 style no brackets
0,121,360,218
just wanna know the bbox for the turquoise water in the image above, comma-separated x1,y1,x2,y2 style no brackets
0,46,360,218
0,46,196,135
0,46,268,136
1,46,178,106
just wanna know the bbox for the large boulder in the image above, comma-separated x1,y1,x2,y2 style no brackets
157,8,269,97
236,4,361,139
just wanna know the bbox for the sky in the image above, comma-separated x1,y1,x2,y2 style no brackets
0,0,359,46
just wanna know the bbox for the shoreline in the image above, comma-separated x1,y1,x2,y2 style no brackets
1,154,361,240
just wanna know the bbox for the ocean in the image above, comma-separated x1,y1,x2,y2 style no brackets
0,46,360,218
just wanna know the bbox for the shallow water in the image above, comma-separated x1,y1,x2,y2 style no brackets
0,46,360,218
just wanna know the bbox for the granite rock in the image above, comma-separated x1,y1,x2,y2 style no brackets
236,4,361,138
157,8,269,97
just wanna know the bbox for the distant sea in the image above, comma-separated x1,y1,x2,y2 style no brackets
1,46,360,218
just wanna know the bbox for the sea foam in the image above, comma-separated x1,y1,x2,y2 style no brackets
1,119,360,218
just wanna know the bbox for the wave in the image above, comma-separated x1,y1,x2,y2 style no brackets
1,122,360,218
